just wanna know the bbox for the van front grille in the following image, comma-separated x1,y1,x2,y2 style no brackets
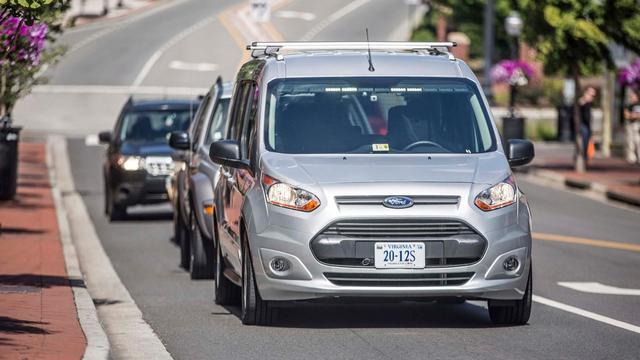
322,219,476,238
311,219,485,268
324,272,474,287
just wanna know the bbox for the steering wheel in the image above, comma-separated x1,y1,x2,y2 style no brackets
402,140,449,152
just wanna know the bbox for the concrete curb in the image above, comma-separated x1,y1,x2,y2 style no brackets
525,167,640,208
49,136,174,360
46,137,110,360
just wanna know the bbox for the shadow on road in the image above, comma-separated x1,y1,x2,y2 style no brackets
0,274,86,289
0,316,50,335
221,301,496,329
112,211,173,222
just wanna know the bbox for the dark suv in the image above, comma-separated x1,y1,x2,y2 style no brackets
99,98,200,220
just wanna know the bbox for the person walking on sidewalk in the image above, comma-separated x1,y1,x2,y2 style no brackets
578,86,597,163
624,89,640,164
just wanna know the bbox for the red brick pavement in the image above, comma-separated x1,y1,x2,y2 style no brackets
531,144,640,206
0,142,86,360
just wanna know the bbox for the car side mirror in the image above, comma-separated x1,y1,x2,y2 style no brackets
209,140,251,172
169,131,190,150
507,139,535,167
98,131,112,144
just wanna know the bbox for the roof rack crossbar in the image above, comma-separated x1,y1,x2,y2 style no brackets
247,41,457,61
247,41,457,52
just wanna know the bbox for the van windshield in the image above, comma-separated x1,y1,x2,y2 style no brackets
265,77,496,154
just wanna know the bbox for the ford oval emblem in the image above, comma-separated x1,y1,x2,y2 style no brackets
382,196,414,209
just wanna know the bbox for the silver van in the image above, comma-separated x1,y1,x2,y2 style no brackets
209,42,535,326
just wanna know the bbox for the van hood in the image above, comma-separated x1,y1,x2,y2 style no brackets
260,152,510,186
119,140,173,157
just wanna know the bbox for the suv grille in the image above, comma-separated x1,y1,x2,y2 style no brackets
324,272,474,287
311,219,485,268
144,157,174,176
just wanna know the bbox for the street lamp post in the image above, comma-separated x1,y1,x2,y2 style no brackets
502,11,525,147
505,11,523,118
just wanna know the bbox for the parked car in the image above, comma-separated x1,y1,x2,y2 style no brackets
208,41,535,326
168,77,232,278
99,97,200,220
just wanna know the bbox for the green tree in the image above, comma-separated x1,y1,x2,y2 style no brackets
0,0,67,120
412,0,513,61
519,0,640,172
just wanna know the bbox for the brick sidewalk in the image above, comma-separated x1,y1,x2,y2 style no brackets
529,142,640,206
0,142,86,359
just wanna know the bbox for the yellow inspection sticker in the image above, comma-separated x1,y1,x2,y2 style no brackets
372,143,390,152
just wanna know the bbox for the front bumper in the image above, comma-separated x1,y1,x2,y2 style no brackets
249,223,531,301
111,171,169,206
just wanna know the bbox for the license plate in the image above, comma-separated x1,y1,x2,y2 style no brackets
374,242,425,269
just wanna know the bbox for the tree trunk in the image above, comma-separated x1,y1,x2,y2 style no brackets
573,68,586,173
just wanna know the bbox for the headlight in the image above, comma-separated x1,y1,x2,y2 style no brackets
117,156,144,171
262,174,320,212
474,175,517,211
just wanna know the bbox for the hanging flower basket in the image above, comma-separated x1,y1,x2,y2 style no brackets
618,59,640,89
491,60,536,87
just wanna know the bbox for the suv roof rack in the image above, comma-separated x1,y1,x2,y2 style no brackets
247,41,458,61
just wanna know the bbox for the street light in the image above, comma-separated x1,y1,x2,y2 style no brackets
505,11,523,116
502,11,525,147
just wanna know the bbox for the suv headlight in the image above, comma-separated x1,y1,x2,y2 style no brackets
474,175,517,211
262,174,320,212
117,156,144,171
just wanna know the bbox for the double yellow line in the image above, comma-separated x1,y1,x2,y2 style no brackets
218,0,289,68
534,232,640,253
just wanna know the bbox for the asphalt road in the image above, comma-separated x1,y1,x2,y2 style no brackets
27,0,640,358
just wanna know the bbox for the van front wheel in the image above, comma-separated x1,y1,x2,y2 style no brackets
488,266,532,326
240,232,274,326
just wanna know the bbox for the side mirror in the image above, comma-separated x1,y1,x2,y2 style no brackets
98,131,112,144
507,139,535,167
169,131,190,150
209,140,251,172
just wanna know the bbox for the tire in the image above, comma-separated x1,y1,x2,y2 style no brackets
106,186,126,221
189,210,215,279
488,266,532,326
214,233,240,305
240,231,274,326
178,208,191,270
171,199,181,244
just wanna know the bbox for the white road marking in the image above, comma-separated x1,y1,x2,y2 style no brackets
533,295,640,334
301,0,371,41
275,10,316,21
32,84,207,96
168,60,219,72
132,16,215,86
558,282,640,296
84,134,100,146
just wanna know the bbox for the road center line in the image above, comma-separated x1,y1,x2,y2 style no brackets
533,232,640,253
532,295,640,334
132,16,215,87
301,0,371,41
557,282,640,296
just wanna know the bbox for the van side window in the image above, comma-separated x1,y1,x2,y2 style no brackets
240,84,258,160
228,81,252,142
190,95,210,149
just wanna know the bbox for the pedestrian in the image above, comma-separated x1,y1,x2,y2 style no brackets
578,86,597,162
623,89,640,164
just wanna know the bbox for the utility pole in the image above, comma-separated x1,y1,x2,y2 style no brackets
482,0,495,101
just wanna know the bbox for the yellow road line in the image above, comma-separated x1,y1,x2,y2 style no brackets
533,232,640,253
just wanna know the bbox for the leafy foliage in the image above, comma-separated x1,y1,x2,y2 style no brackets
0,0,67,119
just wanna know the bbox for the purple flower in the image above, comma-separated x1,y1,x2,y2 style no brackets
491,60,536,86
619,59,640,89
0,16,49,67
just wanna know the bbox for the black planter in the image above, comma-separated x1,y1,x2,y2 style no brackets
0,126,22,200
501,116,525,150
555,105,574,142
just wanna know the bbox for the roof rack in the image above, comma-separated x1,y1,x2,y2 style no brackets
247,41,458,61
